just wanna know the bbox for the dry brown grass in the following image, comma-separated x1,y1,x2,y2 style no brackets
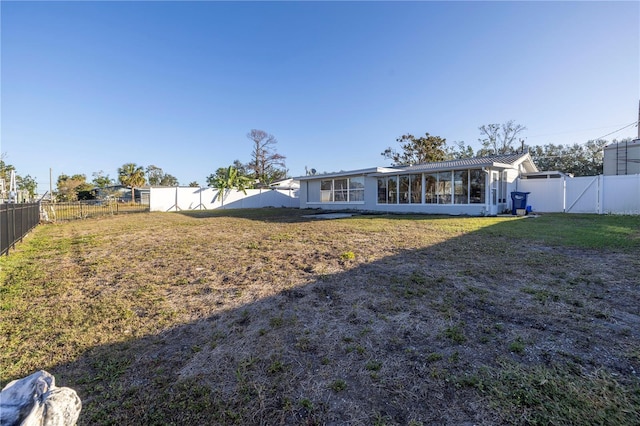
1,209,639,425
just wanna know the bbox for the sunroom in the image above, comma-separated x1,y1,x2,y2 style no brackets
298,153,538,215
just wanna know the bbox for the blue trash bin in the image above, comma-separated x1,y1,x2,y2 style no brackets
511,191,530,215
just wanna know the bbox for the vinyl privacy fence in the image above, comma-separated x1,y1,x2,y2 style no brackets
518,174,640,214
150,187,299,212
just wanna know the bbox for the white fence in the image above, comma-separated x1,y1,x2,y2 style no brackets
518,174,640,214
150,187,299,212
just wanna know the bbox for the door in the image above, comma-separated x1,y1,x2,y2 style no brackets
490,171,499,215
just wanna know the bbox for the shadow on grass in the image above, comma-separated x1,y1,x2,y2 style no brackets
7,211,640,425
176,207,465,223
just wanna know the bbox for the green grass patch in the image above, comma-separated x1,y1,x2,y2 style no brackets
488,214,640,251
481,362,640,425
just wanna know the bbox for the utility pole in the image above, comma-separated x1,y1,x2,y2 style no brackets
637,99,639,139
50,168,53,201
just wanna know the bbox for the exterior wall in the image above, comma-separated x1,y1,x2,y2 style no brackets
371,203,486,215
150,187,298,212
502,169,521,213
300,172,491,215
301,175,373,210
604,139,640,175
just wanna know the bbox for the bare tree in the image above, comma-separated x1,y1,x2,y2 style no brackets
246,129,287,185
478,120,527,156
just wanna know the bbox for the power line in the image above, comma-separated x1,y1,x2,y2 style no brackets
525,121,637,148
527,122,634,139
590,121,637,141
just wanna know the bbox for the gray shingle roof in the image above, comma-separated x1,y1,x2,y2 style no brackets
392,153,534,172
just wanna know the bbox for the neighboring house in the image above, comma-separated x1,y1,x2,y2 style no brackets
269,178,300,190
603,138,640,175
298,153,538,216
93,185,150,204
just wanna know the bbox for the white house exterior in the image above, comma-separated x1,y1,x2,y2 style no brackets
603,138,640,176
298,153,538,215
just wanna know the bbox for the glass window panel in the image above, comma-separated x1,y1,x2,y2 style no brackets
437,171,452,204
349,177,364,189
399,176,410,204
350,189,364,202
388,176,397,204
410,174,422,203
454,170,469,204
320,180,333,202
377,178,387,204
334,179,348,202
349,177,365,202
500,171,507,203
425,174,437,204
470,169,485,204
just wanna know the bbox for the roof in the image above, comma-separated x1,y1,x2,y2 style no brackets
397,153,536,172
373,153,538,175
298,153,538,180
269,178,300,189
297,167,396,180
604,138,640,149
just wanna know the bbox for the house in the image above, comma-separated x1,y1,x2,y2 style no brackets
269,178,300,190
93,185,150,204
603,138,640,176
298,153,538,215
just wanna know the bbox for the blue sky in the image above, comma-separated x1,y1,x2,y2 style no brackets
2,1,639,192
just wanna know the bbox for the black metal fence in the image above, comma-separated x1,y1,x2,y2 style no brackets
1,202,40,256
40,201,148,222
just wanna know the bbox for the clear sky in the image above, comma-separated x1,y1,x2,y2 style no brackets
2,1,639,193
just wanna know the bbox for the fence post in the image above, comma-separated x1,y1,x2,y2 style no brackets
562,176,566,213
10,204,16,253
597,175,603,215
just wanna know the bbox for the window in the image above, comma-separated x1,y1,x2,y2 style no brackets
399,176,410,204
334,179,348,202
321,180,333,202
387,176,397,204
500,171,507,203
437,171,452,204
349,177,365,202
377,178,387,204
454,170,468,204
320,177,364,203
410,174,422,204
470,169,485,204
425,174,437,204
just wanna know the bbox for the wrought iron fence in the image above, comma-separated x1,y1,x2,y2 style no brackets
40,201,148,222
1,202,40,256
1,201,148,256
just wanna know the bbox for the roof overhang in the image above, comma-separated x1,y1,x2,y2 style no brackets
297,167,394,180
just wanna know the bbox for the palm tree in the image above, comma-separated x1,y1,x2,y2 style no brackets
210,166,253,207
118,163,146,203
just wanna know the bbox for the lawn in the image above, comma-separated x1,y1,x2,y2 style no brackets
1,209,639,425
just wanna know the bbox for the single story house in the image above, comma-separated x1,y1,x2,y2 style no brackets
298,153,538,215
93,185,150,204
269,178,300,190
